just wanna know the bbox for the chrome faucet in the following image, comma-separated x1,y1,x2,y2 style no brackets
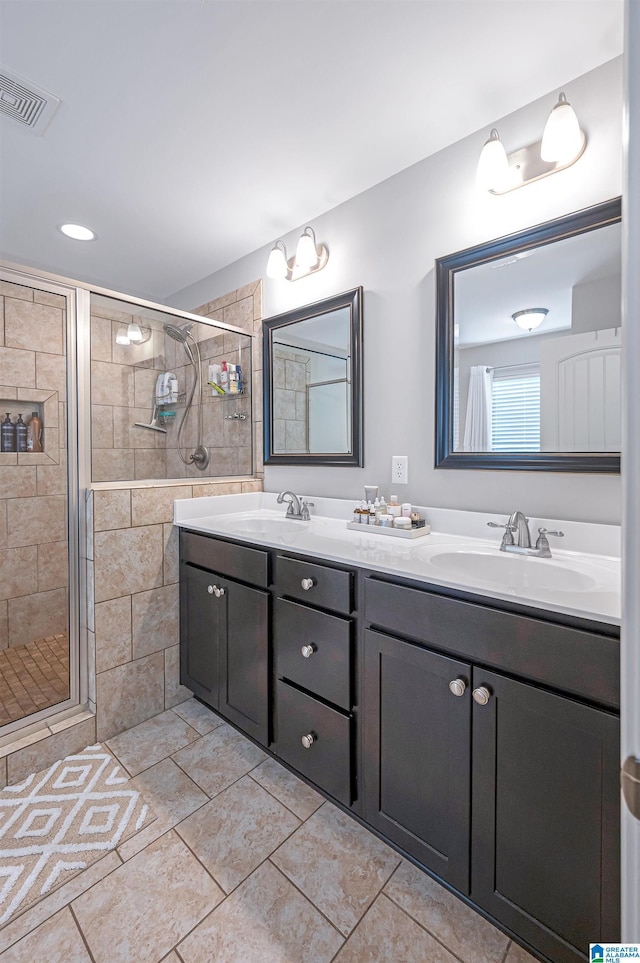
488,511,564,558
277,491,314,520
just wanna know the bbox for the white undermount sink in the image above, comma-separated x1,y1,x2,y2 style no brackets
423,548,598,593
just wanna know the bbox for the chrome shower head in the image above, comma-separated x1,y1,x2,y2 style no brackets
163,321,194,343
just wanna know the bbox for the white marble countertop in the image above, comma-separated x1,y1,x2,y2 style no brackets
174,492,621,627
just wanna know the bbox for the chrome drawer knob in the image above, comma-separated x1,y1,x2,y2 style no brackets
449,678,466,697
472,686,491,706
300,577,315,591
207,585,214,594
213,585,225,598
301,644,316,659
301,732,316,749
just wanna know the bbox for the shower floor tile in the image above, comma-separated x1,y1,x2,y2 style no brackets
0,633,69,727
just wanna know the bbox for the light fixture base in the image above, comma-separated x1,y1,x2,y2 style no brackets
285,244,329,281
489,131,586,195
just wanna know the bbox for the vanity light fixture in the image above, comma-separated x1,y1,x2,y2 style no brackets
266,227,329,281
512,308,548,332
476,91,586,194
115,321,152,346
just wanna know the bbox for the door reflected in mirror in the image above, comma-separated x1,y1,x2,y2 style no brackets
263,288,363,466
436,198,621,472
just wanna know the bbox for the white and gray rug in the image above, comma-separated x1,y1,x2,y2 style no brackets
0,744,154,925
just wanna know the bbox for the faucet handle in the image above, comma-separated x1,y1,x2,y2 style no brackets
301,500,314,521
536,527,564,542
535,528,564,556
487,521,516,543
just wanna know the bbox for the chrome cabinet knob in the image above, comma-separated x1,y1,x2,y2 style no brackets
213,585,225,598
472,686,491,706
301,577,315,591
449,678,466,697
301,732,316,749
301,644,316,659
207,585,214,594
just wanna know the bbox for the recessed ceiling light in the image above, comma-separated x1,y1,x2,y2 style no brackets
59,223,96,241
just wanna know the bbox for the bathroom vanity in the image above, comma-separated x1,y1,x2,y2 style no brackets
175,494,621,963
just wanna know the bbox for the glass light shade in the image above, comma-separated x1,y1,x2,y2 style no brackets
294,229,319,270
541,93,583,164
59,223,96,241
512,308,548,332
476,129,510,192
266,243,288,279
127,322,143,342
115,328,130,345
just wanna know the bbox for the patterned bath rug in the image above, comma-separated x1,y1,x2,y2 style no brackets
0,743,155,925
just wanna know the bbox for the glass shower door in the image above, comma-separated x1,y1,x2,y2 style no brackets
0,271,79,734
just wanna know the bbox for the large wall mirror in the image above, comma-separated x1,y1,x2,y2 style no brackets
263,287,363,466
435,198,621,472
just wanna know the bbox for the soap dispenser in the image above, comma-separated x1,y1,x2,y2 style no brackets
15,414,27,452
1,413,15,452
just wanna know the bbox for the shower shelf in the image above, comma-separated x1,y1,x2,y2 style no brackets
0,399,45,452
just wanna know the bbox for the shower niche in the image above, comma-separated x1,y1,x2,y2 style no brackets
0,393,59,461
89,294,253,482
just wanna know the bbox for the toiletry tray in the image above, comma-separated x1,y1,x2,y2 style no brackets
346,522,431,539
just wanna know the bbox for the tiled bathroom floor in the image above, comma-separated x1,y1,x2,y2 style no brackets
0,633,69,727
0,700,537,963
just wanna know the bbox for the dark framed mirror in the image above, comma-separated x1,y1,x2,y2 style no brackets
263,287,363,466
435,197,621,472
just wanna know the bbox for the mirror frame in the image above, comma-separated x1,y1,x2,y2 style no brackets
435,197,622,473
263,286,364,466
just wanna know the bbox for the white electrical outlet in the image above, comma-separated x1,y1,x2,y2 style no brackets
391,455,408,485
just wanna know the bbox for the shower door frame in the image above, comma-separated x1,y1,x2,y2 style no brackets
0,266,86,738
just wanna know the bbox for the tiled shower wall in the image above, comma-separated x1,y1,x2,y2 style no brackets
91,281,262,482
0,280,68,650
191,280,264,481
86,479,262,742
272,345,309,453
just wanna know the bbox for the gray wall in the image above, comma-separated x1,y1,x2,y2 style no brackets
170,58,623,524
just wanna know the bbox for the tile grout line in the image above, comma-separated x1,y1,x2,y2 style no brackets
0,850,124,956
68,902,98,963
265,857,347,944
246,767,323,823
381,883,502,963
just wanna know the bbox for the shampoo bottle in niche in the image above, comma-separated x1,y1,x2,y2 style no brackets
27,411,43,452
1,413,15,452
15,414,27,452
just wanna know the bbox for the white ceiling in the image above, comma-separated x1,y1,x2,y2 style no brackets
0,0,624,301
455,220,622,346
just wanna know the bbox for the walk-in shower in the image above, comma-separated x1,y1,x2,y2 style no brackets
90,293,253,483
162,321,208,470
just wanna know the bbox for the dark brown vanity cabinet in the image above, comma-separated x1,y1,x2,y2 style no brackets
273,555,356,806
363,629,472,892
363,576,620,963
179,531,270,746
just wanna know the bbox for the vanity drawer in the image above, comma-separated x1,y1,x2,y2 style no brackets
276,680,353,805
364,576,620,709
275,598,352,710
276,555,353,614
180,530,269,588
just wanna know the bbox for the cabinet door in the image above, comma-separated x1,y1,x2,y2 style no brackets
179,561,219,709
471,668,620,963
217,577,269,747
363,629,472,892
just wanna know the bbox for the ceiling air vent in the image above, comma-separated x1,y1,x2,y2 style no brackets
0,68,61,134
